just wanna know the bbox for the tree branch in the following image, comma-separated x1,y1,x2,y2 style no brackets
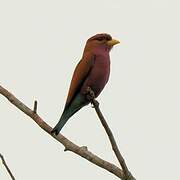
92,99,135,180
0,85,124,179
0,153,16,180
86,87,136,180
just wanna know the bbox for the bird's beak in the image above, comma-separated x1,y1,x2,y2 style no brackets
107,39,120,46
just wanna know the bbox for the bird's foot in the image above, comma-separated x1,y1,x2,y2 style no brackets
90,103,95,108
85,87,95,102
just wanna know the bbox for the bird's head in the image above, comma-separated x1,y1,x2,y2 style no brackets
84,33,120,53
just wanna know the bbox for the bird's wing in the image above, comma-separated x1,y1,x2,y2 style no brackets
65,53,95,108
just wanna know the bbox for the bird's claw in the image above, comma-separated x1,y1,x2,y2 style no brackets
85,87,95,101
90,103,95,108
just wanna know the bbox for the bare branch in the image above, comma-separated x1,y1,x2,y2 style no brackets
92,99,135,180
86,87,136,180
0,85,124,179
0,153,16,180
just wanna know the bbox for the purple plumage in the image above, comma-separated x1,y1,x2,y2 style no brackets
51,33,119,135
81,46,110,97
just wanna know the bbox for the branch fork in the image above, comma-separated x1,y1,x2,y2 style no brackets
0,85,135,180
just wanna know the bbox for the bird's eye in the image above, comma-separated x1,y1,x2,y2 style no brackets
106,36,111,41
96,37,104,41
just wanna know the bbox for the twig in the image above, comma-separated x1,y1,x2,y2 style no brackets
86,87,136,180
0,85,124,179
0,153,16,180
33,100,37,113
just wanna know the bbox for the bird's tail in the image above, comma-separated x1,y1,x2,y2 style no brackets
51,110,70,135
51,94,88,135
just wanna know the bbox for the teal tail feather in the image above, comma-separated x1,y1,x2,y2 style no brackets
51,110,71,135
51,94,88,135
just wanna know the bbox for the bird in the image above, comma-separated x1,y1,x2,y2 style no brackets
51,33,120,135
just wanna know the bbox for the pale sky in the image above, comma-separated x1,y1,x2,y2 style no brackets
0,0,180,179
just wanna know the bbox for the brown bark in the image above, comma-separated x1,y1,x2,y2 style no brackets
0,153,16,180
0,85,135,179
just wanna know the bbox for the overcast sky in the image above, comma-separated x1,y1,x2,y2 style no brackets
0,0,180,179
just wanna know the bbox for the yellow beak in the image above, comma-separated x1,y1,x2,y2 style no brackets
107,39,120,46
